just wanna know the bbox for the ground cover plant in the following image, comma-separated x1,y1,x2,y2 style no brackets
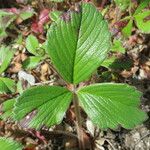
0,0,150,149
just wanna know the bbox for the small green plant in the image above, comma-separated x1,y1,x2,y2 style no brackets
23,34,46,70
0,2,147,149
120,0,150,37
0,9,34,43
114,0,131,11
0,46,16,94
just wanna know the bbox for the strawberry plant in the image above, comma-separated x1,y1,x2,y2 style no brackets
0,9,34,43
121,0,150,37
23,34,46,70
0,2,148,149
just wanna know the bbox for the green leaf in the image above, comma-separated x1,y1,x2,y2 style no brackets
15,35,23,45
122,19,133,37
111,39,125,53
26,34,39,55
0,77,16,94
41,42,46,51
14,86,72,129
134,11,150,33
0,99,15,120
0,11,16,41
0,28,7,41
47,3,111,84
20,11,34,20
17,81,24,94
50,11,62,22
114,0,130,11
77,83,147,129
0,137,23,150
0,10,13,16
0,46,14,74
101,57,133,70
22,56,41,70
134,0,150,15
0,11,16,28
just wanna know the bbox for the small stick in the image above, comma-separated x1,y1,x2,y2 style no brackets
134,132,150,147
33,80,54,86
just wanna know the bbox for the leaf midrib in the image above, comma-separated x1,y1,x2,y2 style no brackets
72,4,83,83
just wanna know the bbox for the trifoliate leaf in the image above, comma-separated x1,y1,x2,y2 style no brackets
0,99,15,120
77,83,147,129
0,137,23,150
47,2,111,84
14,86,72,129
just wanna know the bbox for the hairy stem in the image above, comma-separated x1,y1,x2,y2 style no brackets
73,92,85,150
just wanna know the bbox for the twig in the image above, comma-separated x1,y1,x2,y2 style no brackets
105,139,116,150
134,132,150,147
32,80,54,86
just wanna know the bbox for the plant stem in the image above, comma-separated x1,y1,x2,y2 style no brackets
73,92,85,150
41,130,78,139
